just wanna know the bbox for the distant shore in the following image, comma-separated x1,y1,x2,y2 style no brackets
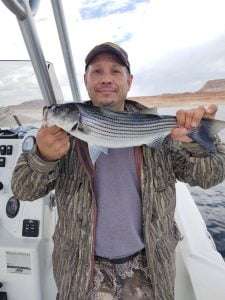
129,91,225,108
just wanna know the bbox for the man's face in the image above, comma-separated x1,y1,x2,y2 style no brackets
84,53,133,111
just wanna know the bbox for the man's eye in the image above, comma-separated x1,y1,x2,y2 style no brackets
93,69,101,74
112,69,121,74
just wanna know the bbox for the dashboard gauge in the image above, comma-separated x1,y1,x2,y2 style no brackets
6,196,20,218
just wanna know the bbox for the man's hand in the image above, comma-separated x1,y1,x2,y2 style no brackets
171,104,217,142
36,126,70,161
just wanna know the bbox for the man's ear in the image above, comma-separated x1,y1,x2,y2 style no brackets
84,73,87,87
128,74,133,89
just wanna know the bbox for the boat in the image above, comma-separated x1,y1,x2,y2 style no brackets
175,182,225,300
0,1,225,299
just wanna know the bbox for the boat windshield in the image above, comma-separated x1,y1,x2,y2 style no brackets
0,60,44,128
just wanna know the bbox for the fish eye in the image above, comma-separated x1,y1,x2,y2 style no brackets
50,105,57,111
46,105,56,112
50,105,62,114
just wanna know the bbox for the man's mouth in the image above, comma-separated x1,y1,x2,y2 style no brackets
97,89,116,93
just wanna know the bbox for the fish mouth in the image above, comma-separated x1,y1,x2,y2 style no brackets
43,106,48,119
42,106,49,127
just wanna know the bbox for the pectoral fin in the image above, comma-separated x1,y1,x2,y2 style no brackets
145,133,169,149
88,144,109,164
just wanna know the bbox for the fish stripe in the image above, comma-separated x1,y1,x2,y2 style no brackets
47,102,225,152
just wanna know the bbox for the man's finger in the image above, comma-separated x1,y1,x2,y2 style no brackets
54,130,69,138
176,109,186,127
205,104,217,118
41,126,63,135
191,106,205,127
184,111,193,129
54,135,70,145
171,128,192,142
171,127,188,138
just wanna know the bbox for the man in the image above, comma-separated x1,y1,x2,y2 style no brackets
11,42,225,300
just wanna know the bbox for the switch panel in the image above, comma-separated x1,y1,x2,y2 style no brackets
0,157,6,167
6,145,13,155
0,145,6,155
0,291,7,300
22,219,40,237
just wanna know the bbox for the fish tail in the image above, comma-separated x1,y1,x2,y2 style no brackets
187,119,225,153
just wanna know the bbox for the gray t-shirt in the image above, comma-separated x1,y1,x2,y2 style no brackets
94,147,145,259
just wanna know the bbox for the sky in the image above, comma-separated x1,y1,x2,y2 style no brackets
0,0,225,105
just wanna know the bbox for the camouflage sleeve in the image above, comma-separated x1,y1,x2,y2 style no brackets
169,137,225,189
11,151,59,201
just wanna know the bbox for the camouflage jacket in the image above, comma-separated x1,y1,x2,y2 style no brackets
11,101,225,300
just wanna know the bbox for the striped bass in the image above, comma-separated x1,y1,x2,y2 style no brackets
43,102,225,163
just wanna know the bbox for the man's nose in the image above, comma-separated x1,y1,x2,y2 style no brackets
100,72,113,83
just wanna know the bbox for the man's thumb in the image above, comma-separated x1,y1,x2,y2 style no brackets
206,104,217,115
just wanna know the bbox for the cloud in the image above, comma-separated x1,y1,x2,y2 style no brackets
131,35,225,96
1,0,225,103
80,0,148,19
57,0,152,99
0,61,42,106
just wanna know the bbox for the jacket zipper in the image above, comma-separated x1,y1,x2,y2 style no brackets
90,179,97,284
75,140,97,289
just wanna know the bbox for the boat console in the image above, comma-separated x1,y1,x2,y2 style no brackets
0,127,57,300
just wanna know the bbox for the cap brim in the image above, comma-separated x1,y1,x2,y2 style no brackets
85,45,130,72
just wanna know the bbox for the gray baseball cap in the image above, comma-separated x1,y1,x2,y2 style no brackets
85,42,131,73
